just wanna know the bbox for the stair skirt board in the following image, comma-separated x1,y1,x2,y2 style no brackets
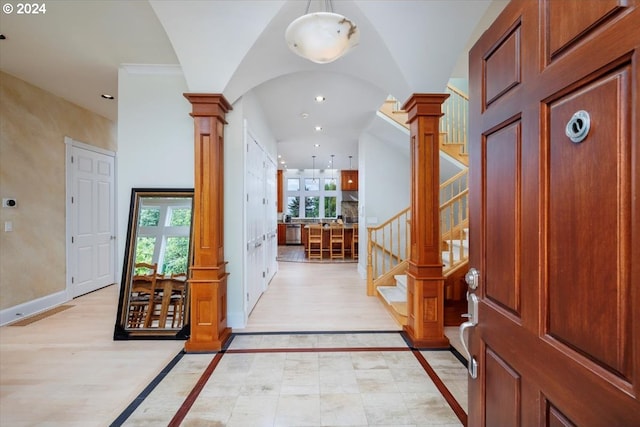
377,274,408,325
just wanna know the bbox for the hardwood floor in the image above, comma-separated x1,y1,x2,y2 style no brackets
240,260,399,332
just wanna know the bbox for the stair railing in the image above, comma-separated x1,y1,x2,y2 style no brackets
440,84,469,154
366,207,410,296
440,168,469,274
366,170,469,295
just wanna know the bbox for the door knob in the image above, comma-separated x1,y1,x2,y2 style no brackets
465,267,479,290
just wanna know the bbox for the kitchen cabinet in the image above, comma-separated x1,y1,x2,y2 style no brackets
277,170,283,212
341,170,358,191
277,223,286,245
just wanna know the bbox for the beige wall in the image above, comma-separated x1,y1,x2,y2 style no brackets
0,71,116,310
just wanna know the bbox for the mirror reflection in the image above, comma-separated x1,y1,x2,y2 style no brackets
114,188,194,339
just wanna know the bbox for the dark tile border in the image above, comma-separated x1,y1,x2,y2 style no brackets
110,350,185,427
111,331,467,426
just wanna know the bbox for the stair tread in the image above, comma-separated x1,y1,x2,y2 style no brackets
377,286,406,304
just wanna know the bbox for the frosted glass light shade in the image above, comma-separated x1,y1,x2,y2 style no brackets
285,12,359,64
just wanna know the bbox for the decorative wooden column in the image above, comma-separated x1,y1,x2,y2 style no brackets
183,93,232,352
402,94,450,348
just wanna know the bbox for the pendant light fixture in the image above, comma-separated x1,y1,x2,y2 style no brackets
348,155,353,183
285,0,360,64
312,155,316,183
330,154,335,181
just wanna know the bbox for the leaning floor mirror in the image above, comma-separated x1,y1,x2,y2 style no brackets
114,188,194,340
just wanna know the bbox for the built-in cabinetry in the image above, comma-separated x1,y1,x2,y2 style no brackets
277,170,283,212
341,170,358,191
277,223,286,245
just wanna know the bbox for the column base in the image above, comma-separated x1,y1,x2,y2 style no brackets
184,327,232,353
403,325,450,349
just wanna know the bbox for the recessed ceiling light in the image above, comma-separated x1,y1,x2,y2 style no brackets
301,112,309,119
314,126,323,132
278,154,281,158
101,94,114,100
314,144,320,147
280,160,286,164
315,95,325,102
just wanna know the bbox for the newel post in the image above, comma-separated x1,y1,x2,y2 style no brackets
184,93,232,352
402,93,450,348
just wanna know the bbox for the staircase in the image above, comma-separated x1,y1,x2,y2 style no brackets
370,84,470,325
377,274,408,326
380,84,469,165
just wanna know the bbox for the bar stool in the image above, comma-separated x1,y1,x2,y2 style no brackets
307,225,323,260
329,223,345,260
351,223,359,260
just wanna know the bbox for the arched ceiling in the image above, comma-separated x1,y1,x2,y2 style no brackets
0,0,508,169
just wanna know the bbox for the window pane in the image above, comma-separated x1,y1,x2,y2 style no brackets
305,196,319,218
305,178,319,191
134,236,156,269
139,208,159,226
324,179,337,190
163,237,189,275
287,178,300,191
324,196,337,217
169,208,191,226
287,196,300,217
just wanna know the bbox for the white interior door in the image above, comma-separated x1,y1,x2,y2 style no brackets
245,135,266,314
264,156,278,283
69,142,115,297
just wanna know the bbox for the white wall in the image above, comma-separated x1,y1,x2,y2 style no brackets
225,90,277,328
358,130,411,275
116,66,193,282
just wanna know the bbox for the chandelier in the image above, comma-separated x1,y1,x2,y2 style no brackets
285,0,360,64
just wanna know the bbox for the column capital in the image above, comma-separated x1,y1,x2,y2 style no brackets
402,93,450,123
184,93,232,120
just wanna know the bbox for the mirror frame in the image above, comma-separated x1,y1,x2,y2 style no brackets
114,188,194,340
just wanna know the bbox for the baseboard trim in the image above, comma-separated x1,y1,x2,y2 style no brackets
0,290,70,326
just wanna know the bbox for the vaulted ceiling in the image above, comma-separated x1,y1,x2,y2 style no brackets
0,0,507,169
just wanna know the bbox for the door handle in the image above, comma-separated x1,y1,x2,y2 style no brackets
459,292,479,379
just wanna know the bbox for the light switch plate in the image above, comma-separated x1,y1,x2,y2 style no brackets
4,221,13,232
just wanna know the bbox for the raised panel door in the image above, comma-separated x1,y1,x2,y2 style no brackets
468,1,640,425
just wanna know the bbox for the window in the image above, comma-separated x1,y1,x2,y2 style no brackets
324,179,337,190
163,236,189,274
135,198,192,275
138,207,160,227
287,196,300,216
324,196,337,218
135,236,156,269
305,178,319,191
287,178,300,191
305,196,319,218
283,172,342,219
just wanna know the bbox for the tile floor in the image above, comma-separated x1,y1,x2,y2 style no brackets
0,262,468,427
119,332,467,426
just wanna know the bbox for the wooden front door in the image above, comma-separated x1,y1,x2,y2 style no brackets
467,1,639,425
